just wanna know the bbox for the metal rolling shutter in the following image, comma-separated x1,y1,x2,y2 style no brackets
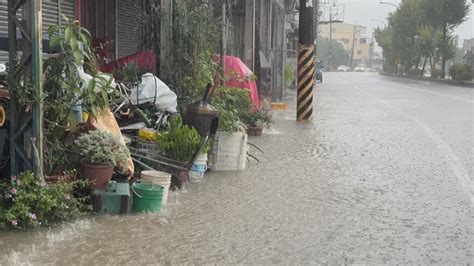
43,0,59,34
0,0,75,64
0,0,10,64
59,0,75,27
117,0,142,58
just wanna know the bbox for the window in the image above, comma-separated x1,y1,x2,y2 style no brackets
357,50,363,55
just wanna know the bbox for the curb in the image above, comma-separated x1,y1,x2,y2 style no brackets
379,72,474,88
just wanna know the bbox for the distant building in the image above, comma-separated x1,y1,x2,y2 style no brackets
462,38,474,54
318,23,371,66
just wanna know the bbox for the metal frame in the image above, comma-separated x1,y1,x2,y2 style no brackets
8,0,43,176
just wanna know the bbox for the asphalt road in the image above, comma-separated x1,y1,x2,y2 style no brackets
0,72,472,264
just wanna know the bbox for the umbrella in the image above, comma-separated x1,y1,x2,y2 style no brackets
224,55,260,110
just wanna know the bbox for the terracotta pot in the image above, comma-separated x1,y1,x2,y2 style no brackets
248,126,263,136
80,162,114,189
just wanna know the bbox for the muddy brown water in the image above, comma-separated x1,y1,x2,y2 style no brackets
0,73,473,264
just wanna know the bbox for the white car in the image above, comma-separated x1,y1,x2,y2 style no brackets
0,63,6,74
337,65,350,72
354,65,365,72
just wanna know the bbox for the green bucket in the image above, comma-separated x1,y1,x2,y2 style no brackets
132,183,165,213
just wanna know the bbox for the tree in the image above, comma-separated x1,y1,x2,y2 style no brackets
316,38,350,69
423,0,470,78
383,0,432,73
374,26,397,73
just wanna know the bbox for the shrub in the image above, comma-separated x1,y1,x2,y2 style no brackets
0,171,90,229
241,109,274,128
75,130,130,166
407,68,424,77
212,86,252,132
284,63,296,87
156,116,208,161
449,64,473,81
430,68,444,79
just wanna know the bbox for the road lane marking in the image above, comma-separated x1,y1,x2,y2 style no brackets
390,83,474,104
355,85,474,206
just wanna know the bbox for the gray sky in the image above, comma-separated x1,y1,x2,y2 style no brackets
338,0,473,45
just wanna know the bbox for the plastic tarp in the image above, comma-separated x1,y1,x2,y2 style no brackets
224,56,260,110
130,73,178,113
87,109,134,176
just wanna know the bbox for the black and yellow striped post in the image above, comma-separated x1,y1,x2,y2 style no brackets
297,0,315,122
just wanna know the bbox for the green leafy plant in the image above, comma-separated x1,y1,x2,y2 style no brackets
156,116,208,162
241,109,273,128
430,68,444,79
45,140,69,175
117,62,147,86
80,74,119,113
0,171,90,229
158,1,220,104
449,64,472,81
75,130,130,166
284,63,296,87
45,19,119,125
407,68,424,77
212,86,252,132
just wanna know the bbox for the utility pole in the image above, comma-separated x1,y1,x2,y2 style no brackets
350,24,357,69
369,31,374,67
328,3,332,71
221,2,226,77
297,0,315,122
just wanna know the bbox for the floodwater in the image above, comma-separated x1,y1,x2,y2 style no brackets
1,73,473,264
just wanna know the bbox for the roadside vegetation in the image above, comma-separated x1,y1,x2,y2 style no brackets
374,0,472,80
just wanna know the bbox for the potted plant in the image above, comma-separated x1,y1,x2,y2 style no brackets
241,109,273,136
156,116,209,186
75,130,130,189
211,86,252,171
156,116,206,161
44,140,75,184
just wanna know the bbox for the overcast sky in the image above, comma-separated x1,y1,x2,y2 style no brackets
337,0,473,45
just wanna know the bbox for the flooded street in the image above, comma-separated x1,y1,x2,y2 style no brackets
1,73,473,264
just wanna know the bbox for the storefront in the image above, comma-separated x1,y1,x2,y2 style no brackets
79,0,143,62
0,0,75,64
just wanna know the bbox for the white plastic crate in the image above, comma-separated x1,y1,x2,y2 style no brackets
212,130,248,171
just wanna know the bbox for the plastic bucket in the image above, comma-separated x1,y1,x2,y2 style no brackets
189,154,208,182
140,171,171,205
132,183,164,213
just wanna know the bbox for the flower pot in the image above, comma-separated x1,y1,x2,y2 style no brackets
81,162,114,189
247,126,263,136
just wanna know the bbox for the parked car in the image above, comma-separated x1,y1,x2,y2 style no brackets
354,65,366,72
316,61,323,82
337,65,350,72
